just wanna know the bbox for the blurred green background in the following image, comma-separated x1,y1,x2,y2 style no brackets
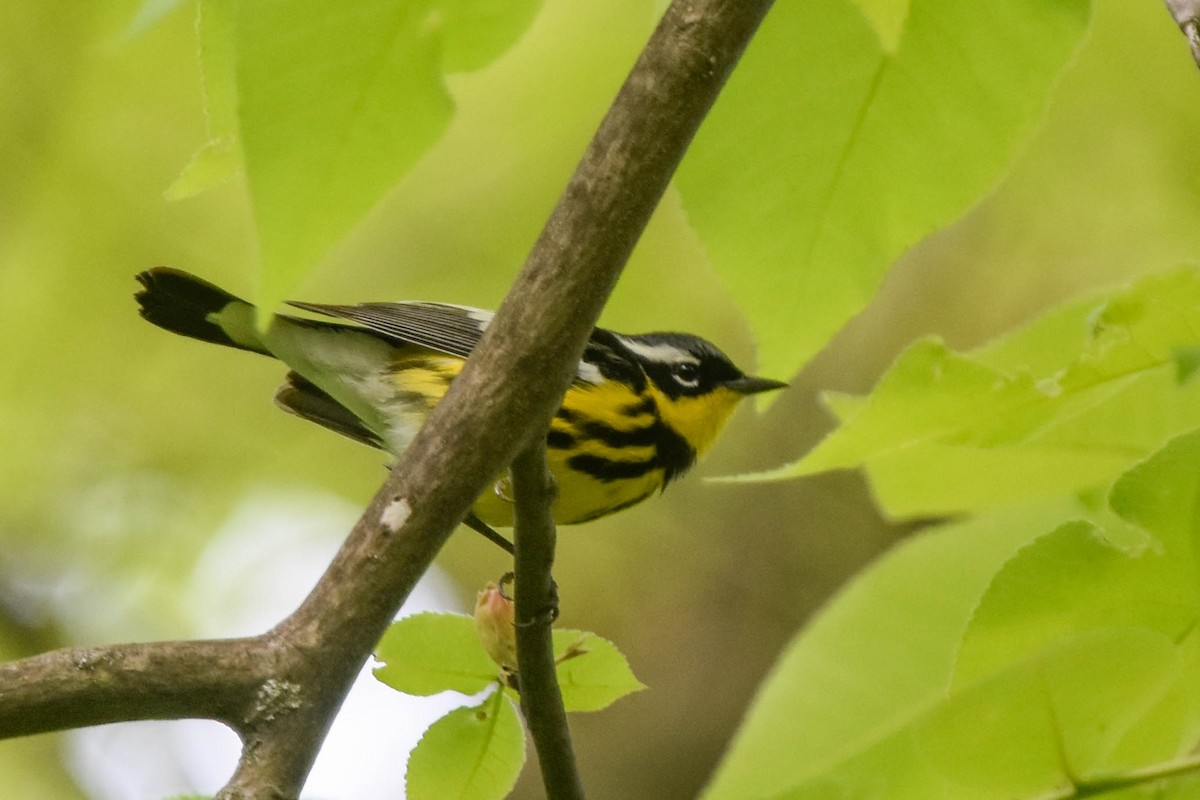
1,1,1199,798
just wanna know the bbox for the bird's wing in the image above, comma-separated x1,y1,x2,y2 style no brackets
289,299,626,386
287,301,493,359
274,371,385,450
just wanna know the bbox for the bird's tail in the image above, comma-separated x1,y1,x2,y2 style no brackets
135,267,268,356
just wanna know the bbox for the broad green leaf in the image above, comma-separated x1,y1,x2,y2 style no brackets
312,0,661,310
700,504,1060,800
552,630,646,712
406,691,525,800
236,0,451,310
374,612,498,696
766,267,1200,519
1174,346,1200,383
852,0,910,54
677,0,1090,384
764,740,949,800
851,442,1136,519
954,519,1193,689
167,139,241,201
706,435,1200,800
437,0,544,73
854,364,1200,518
820,391,867,424
233,0,541,311
920,629,1182,794
705,430,1200,799
123,0,187,40
1110,427,1200,537
199,0,237,147
921,657,1066,797
168,0,239,199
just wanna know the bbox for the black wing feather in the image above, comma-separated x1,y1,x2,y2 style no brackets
287,301,489,359
274,371,385,449
289,299,636,386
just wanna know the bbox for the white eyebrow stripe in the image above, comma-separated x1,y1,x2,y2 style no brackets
613,335,696,365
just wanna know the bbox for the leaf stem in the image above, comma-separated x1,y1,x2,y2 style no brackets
1032,752,1200,799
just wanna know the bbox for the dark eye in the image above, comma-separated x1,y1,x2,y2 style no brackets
671,362,700,387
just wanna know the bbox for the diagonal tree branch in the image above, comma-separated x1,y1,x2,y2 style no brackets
0,1,776,797
504,3,776,795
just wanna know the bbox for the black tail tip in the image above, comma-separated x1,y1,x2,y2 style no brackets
135,266,237,306
135,267,249,350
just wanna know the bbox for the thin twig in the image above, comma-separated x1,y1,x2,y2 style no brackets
511,441,581,800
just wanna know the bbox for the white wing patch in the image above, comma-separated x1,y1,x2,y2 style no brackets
575,360,604,385
462,306,494,327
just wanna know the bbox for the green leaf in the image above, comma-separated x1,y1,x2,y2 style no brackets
294,0,661,314
699,504,1058,800
233,0,542,312
920,629,1182,794
1173,346,1200,383
168,0,240,199
123,0,188,40
954,519,1191,687
236,0,451,310
373,612,498,696
552,630,646,712
167,139,241,201
953,521,1200,781
707,433,1200,800
766,267,1200,519
406,690,525,800
934,431,1200,790
851,0,910,54
677,0,1090,385
436,0,543,73
842,441,1137,519
1111,427,1200,537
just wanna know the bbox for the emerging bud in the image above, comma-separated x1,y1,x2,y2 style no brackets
474,581,518,674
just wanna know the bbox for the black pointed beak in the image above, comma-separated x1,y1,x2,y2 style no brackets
727,375,788,395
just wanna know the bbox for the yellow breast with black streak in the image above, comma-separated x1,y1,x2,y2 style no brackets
470,379,682,526
382,351,466,453
385,351,746,527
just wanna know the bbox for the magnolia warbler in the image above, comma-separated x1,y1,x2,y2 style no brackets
135,268,786,551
